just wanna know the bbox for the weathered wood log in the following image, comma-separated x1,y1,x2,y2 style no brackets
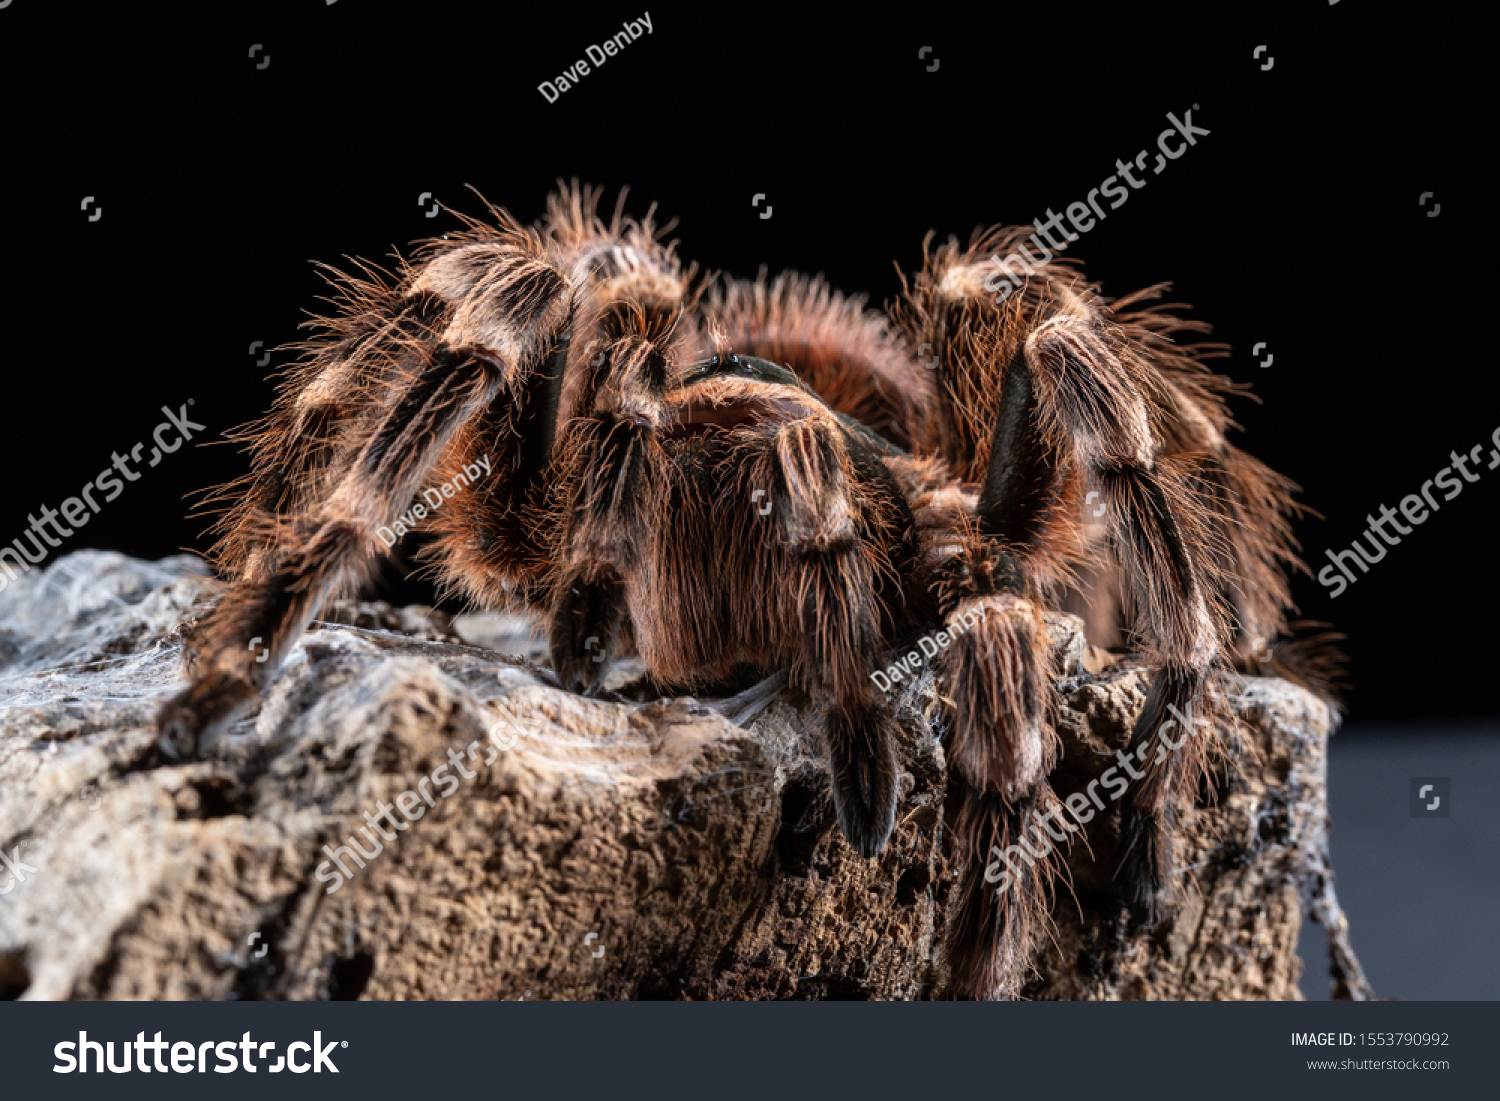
0,551,1367,1000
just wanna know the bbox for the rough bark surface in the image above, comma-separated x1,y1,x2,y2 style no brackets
0,551,1366,1001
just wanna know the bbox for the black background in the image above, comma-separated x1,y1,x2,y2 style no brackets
0,0,1491,722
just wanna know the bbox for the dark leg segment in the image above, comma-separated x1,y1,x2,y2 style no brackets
1021,314,1224,925
159,348,505,756
549,564,627,695
771,418,901,857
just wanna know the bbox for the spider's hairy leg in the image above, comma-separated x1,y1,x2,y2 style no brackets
405,223,580,605
549,561,629,693
416,314,573,610
197,288,449,588
1016,308,1228,926
909,264,1226,988
546,393,657,695
1111,289,1306,664
892,245,1083,996
157,346,509,756
537,184,700,690
160,224,578,754
1102,290,1340,705
548,310,682,694
921,353,1068,998
932,563,1067,1000
765,415,903,857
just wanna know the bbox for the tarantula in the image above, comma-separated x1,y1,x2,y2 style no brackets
158,183,1329,998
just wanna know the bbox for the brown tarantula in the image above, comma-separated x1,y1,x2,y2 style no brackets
158,183,1331,998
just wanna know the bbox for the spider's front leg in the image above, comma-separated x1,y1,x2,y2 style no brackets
763,416,908,857
930,548,1067,1000
921,349,1069,998
546,287,691,694
545,408,656,696
158,234,577,756
1012,313,1227,926
900,259,1228,994
158,346,510,755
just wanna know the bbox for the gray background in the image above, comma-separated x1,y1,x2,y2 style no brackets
1298,727,1499,1000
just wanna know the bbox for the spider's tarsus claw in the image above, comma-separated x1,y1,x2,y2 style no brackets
1121,870,1170,929
156,714,194,761
154,672,257,760
548,571,625,697
838,806,896,860
826,710,901,859
1117,805,1174,928
156,691,204,760
551,652,610,697
573,673,610,698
